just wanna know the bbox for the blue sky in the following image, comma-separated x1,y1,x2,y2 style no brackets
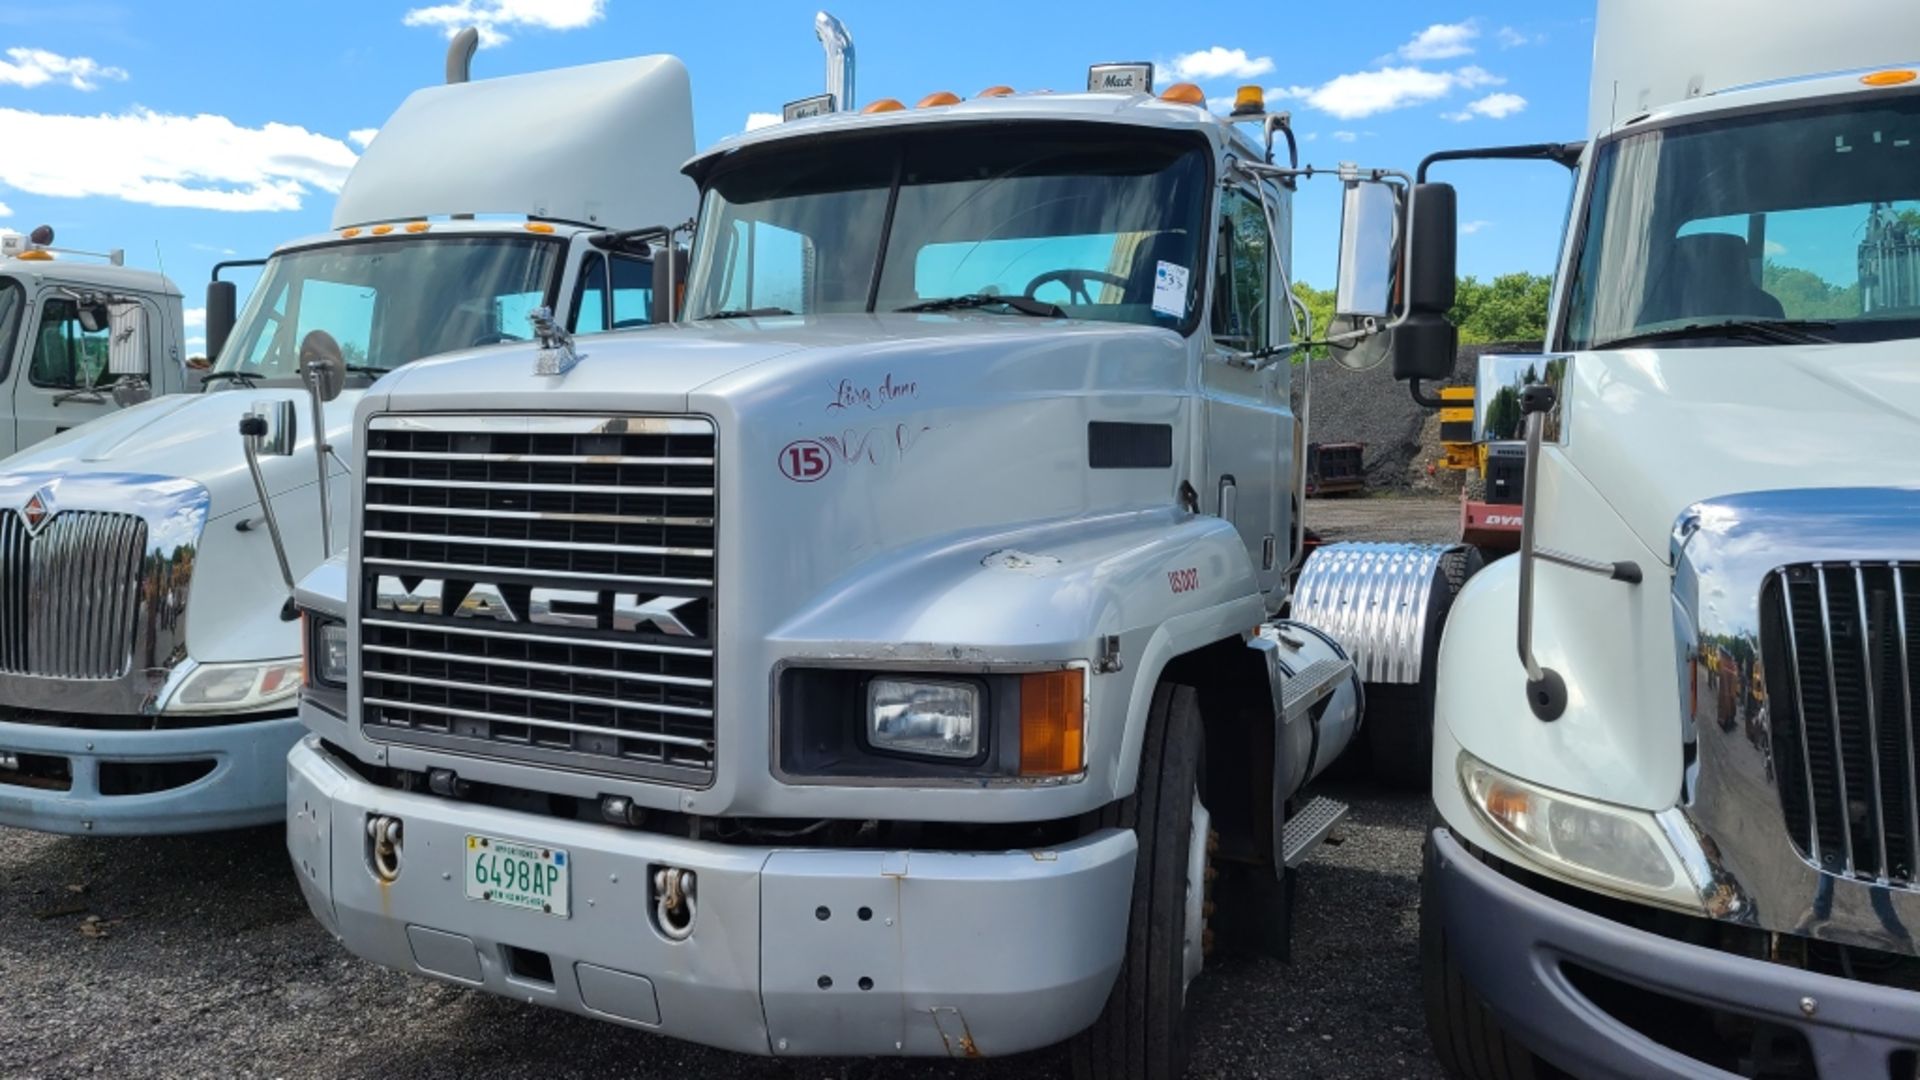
0,1,1597,352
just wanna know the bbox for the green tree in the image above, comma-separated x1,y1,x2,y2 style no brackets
1449,272,1553,344
1762,261,1859,319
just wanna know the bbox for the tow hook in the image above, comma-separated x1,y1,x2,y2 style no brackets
651,866,696,941
367,815,403,882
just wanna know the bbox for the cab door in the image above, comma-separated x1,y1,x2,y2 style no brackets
10,284,158,450
1200,185,1288,600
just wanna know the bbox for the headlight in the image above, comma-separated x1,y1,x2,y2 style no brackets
166,659,302,714
867,678,982,759
304,615,349,688
1459,751,1707,912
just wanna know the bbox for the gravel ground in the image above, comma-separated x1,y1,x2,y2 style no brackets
1,497,1455,1080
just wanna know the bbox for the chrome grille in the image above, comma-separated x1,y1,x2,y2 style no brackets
1763,562,1919,887
358,415,717,784
0,509,147,679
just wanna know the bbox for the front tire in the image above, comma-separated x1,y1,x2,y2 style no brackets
1072,682,1208,1080
1421,833,1543,1080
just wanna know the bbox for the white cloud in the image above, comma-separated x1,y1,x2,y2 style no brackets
0,48,127,91
184,306,205,328
0,107,358,212
403,0,605,49
1496,27,1539,48
1459,220,1492,234
0,201,11,217
1466,92,1527,118
185,336,205,353
1169,46,1275,82
1398,22,1478,61
1764,239,1788,256
1301,131,1318,142
744,111,779,132
348,128,378,148
1331,130,1358,142
189,242,237,255
1289,66,1506,120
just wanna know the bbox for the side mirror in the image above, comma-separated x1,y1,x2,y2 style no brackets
651,245,688,324
298,329,346,403
245,399,298,456
1392,182,1459,382
1334,180,1400,319
206,280,238,362
1475,353,1567,444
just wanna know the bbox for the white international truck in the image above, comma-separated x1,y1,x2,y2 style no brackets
0,33,695,834
0,227,191,446
282,52,1458,1076
1403,2,1920,1077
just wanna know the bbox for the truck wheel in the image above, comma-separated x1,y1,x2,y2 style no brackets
1368,546,1481,789
1072,682,1208,1080
1421,836,1541,1080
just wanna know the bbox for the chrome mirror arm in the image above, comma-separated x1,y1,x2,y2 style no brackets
238,413,299,620
1514,382,1643,722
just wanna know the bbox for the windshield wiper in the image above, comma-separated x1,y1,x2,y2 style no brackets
199,371,262,389
897,294,1066,318
1597,318,1837,350
704,306,794,319
344,364,393,377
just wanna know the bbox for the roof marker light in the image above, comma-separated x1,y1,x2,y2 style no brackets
341,227,362,238
917,90,961,108
15,250,51,261
404,221,430,233
1862,69,1917,87
1231,85,1265,116
1159,82,1205,106
370,224,395,236
977,85,1015,98
862,97,905,114
524,222,556,234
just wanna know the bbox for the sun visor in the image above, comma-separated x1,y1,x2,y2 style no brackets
332,54,697,230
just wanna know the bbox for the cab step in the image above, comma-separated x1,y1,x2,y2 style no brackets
1278,655,1354,723
1280,795,1349,867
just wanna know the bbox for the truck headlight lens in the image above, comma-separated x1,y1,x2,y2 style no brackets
1459,751,1706,912
304,615,349,688
166,659,303,714
867,678,981,759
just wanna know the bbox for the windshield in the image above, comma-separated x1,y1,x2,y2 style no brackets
684,125,1211,329
1564,89,1920,349
213,235,562,383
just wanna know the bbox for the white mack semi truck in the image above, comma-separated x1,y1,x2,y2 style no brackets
283,54,1456,1077
1400,2,1920,1077
0,32,695,835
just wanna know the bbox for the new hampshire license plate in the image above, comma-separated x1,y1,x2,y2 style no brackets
465,834,570,917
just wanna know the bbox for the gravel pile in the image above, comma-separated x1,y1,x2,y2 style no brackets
1300,341,1541,494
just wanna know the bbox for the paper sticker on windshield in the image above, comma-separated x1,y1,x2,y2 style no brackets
1152,262,1189,318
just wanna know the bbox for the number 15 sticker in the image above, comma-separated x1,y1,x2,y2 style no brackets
779,439,831,482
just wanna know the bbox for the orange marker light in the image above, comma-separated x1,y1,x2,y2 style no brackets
524,222,556,234
340,227,362,238
977,85,1015,98
1159,82,1206,105
917,90,962,108
1019,670,1085,777
370,224,394,235
862,98,905,114
14,249,50,261
404,221,430,233
1232,85,1265,116
1862,69,1917,87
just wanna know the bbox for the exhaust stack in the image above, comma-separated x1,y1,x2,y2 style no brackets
445,26,480,84
815,11,854,111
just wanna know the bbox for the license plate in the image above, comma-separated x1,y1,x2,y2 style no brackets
465,834,570,917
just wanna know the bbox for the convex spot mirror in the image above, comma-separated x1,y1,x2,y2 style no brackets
298,329,346,403
1335,179,1401,320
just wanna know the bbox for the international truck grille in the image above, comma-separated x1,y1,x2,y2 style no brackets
1762,562,1920,888
358,415,717,785
0,509,147,679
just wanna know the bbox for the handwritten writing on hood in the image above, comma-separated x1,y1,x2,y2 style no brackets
827,373,918,413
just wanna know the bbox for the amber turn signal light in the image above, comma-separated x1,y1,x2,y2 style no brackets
1019,670,1085,776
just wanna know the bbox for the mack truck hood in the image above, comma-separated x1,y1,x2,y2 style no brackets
1563,339,1920,559
1,387,357,519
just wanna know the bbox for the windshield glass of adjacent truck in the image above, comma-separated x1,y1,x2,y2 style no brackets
684,126,1211,329
212,235,562,384
1564,89,1920,349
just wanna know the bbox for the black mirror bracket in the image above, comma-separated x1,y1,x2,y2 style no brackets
1513,382,1642,723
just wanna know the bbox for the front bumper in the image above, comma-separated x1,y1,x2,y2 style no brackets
288,737,1137,1058
1428,826,1920,1079
0,713,301,835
